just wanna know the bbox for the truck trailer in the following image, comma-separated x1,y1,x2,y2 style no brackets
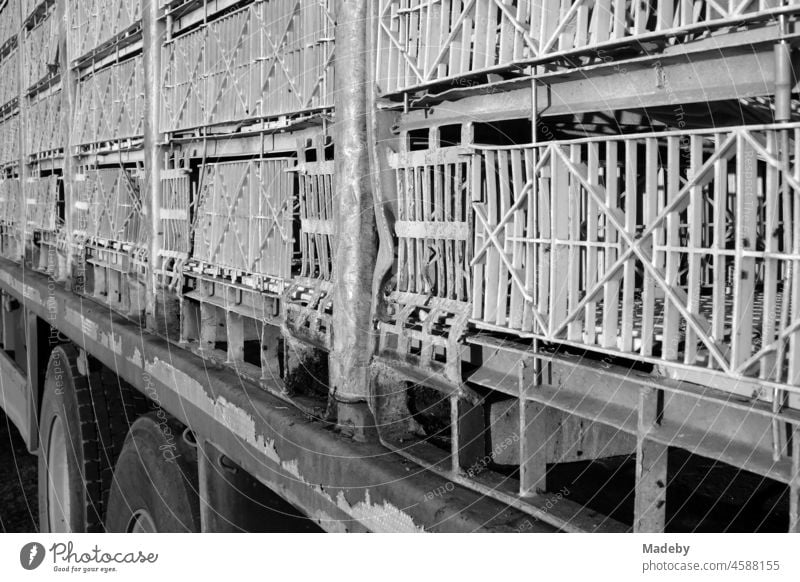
0,0,799,533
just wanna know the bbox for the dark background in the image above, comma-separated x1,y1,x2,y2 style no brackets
0,408,37,532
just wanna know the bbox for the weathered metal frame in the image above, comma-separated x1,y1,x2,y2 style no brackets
375,0,800,97
1,0,799,533
159,0,335,135
0,257,541,532
392,24,800,127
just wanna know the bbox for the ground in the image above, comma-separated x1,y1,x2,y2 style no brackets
0,408,38,533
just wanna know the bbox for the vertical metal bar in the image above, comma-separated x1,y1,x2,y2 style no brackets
634,386,667,532
331,0,377,404
641,137,658,356
663,137,680,360
602,140,619,348
732,132,757,369
519,359,546,496
567,143,581,340
621,139,637,352
62,0,79,287
144,0,165,330
684,135,702,365
16,0,28,262
790,425,800,532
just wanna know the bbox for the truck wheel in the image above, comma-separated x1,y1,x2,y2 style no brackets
105,414,200,532
38,345,146,532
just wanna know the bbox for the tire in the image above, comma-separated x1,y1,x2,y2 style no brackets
38,345,146,532
105,414,200,532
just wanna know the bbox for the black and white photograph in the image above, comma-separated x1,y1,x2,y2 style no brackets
1,0,800,579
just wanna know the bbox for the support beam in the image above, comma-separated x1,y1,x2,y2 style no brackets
0,259,534,533
144,0,166,332
520,400,548,496
59,0,78,285
198,439,319,533
396,37,793,131
226,311,244,365
331,0,377,404
15,0,27,263
633,388,667,532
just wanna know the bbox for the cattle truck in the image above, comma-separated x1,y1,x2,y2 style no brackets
0,0,799,533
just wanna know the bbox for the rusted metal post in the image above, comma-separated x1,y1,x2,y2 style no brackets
330,0,377,419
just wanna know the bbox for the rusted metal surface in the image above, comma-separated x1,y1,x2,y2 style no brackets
1,0,799,534
0,257,544,532
365,0,800,533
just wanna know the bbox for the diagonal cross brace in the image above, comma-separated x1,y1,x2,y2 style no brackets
548,139,736,372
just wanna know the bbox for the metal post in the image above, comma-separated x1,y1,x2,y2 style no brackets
143,0,165,332
61,0,78,288
330,0,377,409
634,386,668,532
16,0,27,264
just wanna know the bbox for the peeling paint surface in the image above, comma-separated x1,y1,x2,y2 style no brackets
336,490,425,533
46,296,58,314
1,271,22,295
281,458,303,480
145,358,284,465
128,347,143,368
100,330,123,356
23,284,41,304
145,357,215,416
310,510,347,533
143,357,426,533
65,307,98,341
